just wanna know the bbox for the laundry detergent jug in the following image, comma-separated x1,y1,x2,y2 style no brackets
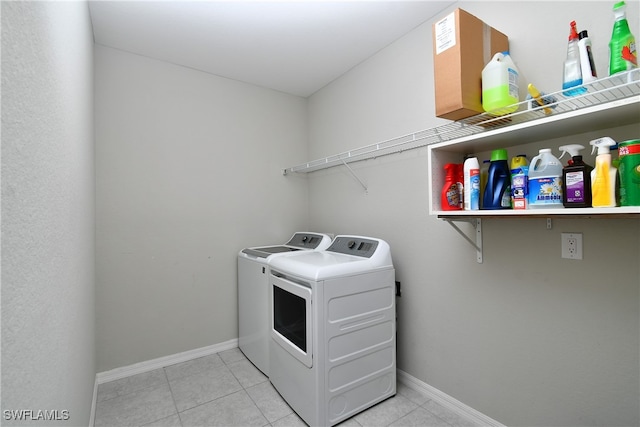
482,149,511,209
528,149,564,209
482,52,519,115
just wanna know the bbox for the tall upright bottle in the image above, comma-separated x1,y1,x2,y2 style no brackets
578,30,598,84
463,157,480,210
563,21,587,96
590,137,618,207
609,1,638,75
482,149,511,210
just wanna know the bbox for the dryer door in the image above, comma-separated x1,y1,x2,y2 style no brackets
270,272,313,368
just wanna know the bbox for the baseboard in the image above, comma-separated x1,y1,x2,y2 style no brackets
88,378,98,427
397,369,505,427
95,338,238,385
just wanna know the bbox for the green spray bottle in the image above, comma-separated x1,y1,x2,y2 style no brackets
609,1,638,75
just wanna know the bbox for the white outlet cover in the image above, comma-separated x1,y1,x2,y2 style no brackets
561,232,583,260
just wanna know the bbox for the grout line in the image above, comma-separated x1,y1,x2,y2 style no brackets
163,367,183,426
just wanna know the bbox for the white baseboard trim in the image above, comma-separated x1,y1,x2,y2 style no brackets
88,378,98,427
95,338,238,385
397,369,506,427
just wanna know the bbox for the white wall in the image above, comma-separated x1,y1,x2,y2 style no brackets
1,1,96,425
307,2,639,426
95,46,309,371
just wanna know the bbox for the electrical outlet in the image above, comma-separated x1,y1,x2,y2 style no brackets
561,233,583,260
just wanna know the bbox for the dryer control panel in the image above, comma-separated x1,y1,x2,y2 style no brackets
327,236,379,258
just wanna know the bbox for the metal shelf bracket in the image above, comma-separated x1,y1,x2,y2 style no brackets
443,218,483,263
341,160,368,194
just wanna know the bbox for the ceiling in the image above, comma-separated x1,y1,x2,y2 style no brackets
88,1,455,97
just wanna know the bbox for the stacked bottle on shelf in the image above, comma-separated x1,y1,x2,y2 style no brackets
441,137,640,211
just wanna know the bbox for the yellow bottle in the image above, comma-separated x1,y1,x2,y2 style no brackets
590,137,618,207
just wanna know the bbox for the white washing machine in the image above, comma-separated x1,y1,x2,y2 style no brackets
238,232,332,376
268,235,396,426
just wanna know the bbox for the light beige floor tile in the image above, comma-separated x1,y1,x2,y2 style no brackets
353,394,419,427
396,382,430,406
422,400,479,427
389,407,450,427
169,364,243,412
142,413,182,427
270,412,308,427
164,354,225,382
246,381,293,422
94,383,176,427
179,390,268,427
219,347,247,364
228,358,269,388
97,368,168,402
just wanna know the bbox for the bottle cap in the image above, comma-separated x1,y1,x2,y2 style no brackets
614,1,625,10
490,149,508,161
568,21,579,40
579,30,589,40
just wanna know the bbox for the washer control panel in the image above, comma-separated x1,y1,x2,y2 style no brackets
327,236,379,258
285,233,325,249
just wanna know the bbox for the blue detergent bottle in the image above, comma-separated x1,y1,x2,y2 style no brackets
483,149,512,209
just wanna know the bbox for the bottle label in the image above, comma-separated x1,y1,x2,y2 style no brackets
511,167,528,209
620,39,637,69
446,184,460,208
565,171,586,203
470,169,480,210
529,177,563,205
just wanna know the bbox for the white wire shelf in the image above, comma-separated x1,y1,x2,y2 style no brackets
283,69,640,175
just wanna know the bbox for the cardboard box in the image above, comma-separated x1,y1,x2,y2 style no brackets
433,9,509,120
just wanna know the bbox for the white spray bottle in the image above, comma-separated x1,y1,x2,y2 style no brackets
590,137,618,207
559,144,585,165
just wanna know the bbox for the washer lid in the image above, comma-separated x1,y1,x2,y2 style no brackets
269,236,393,281
241,232,332,259
241,246,300,259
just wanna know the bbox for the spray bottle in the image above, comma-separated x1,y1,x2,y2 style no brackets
441,163,462,210
609,1,638,75
559,144,593,208
563,21,587,96
590,137,618,207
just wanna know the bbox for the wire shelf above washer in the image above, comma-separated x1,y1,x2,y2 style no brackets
283,69,640,175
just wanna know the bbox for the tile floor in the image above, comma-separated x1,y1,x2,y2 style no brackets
94,348,480,427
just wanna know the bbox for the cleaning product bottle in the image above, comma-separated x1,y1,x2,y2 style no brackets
559,144,593,208
482,149,511,209
578,30,598,84
510,154,529,209
441,163,462,210
563,21,587,96
609,1,638,75
480,160,490,209
482,52,520,115
456,163,464,209
590,137,618,207
528,149,564,208
618,139,640,206
463,157,480,210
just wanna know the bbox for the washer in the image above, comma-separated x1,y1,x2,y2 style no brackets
238,232,332,376
268,235,396,426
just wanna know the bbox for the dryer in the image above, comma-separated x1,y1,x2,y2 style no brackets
238,232,332,376
268,235,396,426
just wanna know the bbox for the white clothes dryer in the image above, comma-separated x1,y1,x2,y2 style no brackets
238,232,332,376
268,235,396,426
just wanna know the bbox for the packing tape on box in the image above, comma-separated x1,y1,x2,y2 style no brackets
483,23,491,65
